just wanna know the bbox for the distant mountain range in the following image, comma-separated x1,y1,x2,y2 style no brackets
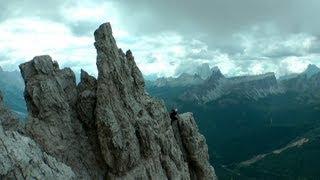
0,67,27,118
149,64,320,104
150,63,214,88
147,64,320,179
1,60,320,179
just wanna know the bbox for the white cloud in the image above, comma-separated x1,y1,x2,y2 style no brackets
0,8,320,79
0,17,96,74
116,32,187,77
279,57,311,74
234,24,317,59
62,2,110,22
60,0,129,38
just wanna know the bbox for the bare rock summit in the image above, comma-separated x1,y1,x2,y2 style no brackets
1,22,216,180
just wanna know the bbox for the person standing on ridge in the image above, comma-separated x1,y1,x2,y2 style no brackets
170,109,178,123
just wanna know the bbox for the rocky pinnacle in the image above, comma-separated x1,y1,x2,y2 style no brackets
0,22,217,179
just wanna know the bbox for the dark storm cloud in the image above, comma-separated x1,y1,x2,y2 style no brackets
309,37,320,54
1,0,320,76
69,22,96,36
0,0,66,21
0,0,105,36
2,0,319,42
112,0,319,34
111,0,320,53
186,49,214,60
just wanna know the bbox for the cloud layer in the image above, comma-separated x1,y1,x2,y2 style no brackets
0,0,320,78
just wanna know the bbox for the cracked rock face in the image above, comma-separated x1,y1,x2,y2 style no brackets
176,113,217,179
0,128,76,180
95,23,190,179
11,22,217,179
0,92,75,179
19,56,105,179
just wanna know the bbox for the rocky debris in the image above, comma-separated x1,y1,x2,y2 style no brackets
13,22,216,179
0,91,76,179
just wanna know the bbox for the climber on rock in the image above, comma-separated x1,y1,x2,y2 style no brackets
170,108,179,123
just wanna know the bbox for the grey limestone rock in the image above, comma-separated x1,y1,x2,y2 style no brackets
19,56,105,179
176,113,217,179
94,22,216,179
0,91,75,179
94,23,189,179
14,22,216,179
0,126,76,180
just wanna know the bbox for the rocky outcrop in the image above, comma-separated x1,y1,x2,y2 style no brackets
94,23,215,179
0,92,76,179
13,22,216,179
174,113,217,179
0,127,76,180
20,56,105,179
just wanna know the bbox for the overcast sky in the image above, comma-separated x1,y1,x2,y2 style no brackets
0,0,320,78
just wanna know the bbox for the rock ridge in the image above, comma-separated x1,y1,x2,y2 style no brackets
1,22,216,179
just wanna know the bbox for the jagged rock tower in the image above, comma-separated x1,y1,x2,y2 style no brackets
1,23,216,179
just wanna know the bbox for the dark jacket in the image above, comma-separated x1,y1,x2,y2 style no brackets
170,110,178,122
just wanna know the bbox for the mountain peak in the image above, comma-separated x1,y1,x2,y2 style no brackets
307,64,319,69
202,66,225,87
303,64,320,78
195,63,211,79
179,72,192,78
211,66,220,72
208,66,224,79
